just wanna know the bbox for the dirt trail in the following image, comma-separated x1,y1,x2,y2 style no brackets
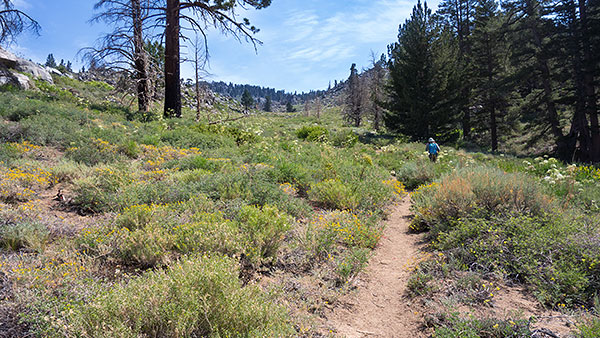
326,197,429,338
324,197,574,338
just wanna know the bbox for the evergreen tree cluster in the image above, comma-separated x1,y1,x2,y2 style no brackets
205,81,327,105
45,53,73,73
380,0,600,162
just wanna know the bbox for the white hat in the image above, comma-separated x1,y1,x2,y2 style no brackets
428,138,434,143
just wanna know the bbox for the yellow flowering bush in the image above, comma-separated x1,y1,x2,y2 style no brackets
0,165,54,203
383,178,407,198
574,165,600,182
139,144,201,169
7,141,41,155
7,255,89,292
303,210,382,258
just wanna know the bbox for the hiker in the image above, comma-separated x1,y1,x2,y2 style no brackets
426,138,440,162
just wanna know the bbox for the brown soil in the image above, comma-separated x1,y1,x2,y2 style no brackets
37,186,97,236
323,197,576,338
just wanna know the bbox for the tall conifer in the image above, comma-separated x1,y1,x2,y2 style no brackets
386,0,460,141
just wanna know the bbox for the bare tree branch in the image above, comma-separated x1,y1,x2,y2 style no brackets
0,0,40,45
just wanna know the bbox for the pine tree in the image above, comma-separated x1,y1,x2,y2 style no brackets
551,0,600,162
469,0,512,152
369,53,387,132
436,0,477,139
503,0,567,158
45,54,56,68
241,89,254,113
385,0,460,141
264,95,272,112
343,63,364,127
57,59,66,73
286,101,295,113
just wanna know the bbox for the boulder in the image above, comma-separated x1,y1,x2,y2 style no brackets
0,47,53,85
0,63,32,90
15,59,53,83
0,48,19,68
12,73,33,90
45,66,63,76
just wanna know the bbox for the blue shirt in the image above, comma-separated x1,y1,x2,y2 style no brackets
427,142,440,155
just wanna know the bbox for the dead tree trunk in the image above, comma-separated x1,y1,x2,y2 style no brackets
132,0,150,112
164,0,181,118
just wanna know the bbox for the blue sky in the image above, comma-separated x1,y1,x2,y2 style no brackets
8,0,439,93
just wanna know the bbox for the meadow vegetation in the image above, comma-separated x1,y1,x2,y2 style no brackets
0,76,598,337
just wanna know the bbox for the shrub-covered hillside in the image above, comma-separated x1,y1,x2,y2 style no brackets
0,76,598,337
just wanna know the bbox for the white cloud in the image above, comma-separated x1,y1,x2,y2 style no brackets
268,0,415,66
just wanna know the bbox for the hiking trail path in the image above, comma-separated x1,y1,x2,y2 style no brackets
325,197,429,338
323,196,573,338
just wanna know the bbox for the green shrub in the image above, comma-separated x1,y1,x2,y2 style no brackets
72,167,208,214
411,167,551,232
20,113,86,147
86,80,114,91
192,124,258,146
118,225,174,267
296,125,329,142
0,96,61,122
170,213,244,256
66,138,125,165
116,204,170,231
116,140,140,159
0,143,20,164
430,213,599,306
82,204,241,268
301,210,382,262
267,159,310,192
235,205,291,264
408,166,600,306
308,179,359,210
116,213,243,268
407,270,434,297
395,159,441,190
579,316,600,338
169,155,221,172
335,247,370,284
428,312,531,338
68,255,293,337
353,176,397,211
35,80,77,102
195,170,312,218
330,129,358,148
49,160,89,183
160,127,236,150
0,221,49,252
71,166,131,213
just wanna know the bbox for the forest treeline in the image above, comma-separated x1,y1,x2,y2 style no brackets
205,81,327,104
344,0,600,163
